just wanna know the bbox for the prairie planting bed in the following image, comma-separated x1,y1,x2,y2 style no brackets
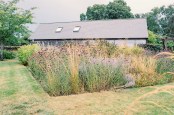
23,43,174,96
1,60,174,114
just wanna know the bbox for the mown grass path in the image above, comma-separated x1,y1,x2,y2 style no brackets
1,60,174,115
0,60,52,114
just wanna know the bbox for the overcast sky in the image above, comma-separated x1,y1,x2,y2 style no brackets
17,0,174,31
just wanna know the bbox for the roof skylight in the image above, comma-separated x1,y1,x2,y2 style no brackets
56,27,63,32
73,26,81,32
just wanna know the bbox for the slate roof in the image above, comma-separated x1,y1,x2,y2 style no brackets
29,18,148,40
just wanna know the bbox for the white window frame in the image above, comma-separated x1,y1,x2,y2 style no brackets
56,27,63,32
73,26,81,32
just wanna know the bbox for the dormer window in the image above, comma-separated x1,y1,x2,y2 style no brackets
73,26,81,32
56,27,63,33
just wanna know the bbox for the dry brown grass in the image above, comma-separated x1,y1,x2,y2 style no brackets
124,85,174,115
128,55,164,87
154,52,174,59
129,56,157,74
47,91,133,114
67,45,81,94
0,78,8,90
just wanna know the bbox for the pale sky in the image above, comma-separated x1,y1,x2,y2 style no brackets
17,0,174,31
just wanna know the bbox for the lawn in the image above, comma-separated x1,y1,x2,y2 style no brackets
1,60,174,115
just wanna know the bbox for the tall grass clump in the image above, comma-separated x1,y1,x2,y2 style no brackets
128,56,164,87
66,45,81,94
79,59,126,92
115,46,144,56
96,41,144,57
29,46,78,96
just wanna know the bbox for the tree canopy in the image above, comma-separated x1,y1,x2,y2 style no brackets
0,0,35,46
105,0,133,19
135,4,174,37
85,4,107,20
0,0,35,60
80,0,133,21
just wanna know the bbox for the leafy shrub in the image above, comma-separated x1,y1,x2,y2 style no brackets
17,44,40,65
148,30,159,44
140,31,163,52
147,31,174,51
167,41,174,50
139,44,162,52
3,50,16,59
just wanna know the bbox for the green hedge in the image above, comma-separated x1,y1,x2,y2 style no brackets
3,50,16,59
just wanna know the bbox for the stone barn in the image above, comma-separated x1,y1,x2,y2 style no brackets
29,18,148,46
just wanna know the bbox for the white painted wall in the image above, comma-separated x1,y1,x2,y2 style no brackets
107,39,146,46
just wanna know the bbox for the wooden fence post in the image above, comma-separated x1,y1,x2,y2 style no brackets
162,38,167,51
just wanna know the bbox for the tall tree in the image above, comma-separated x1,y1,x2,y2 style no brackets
80,13,86,21
0,0,35,61
135,4,174,37
80,0,133,20
168,15,174,37
105,0,133,19
85,4,106,20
